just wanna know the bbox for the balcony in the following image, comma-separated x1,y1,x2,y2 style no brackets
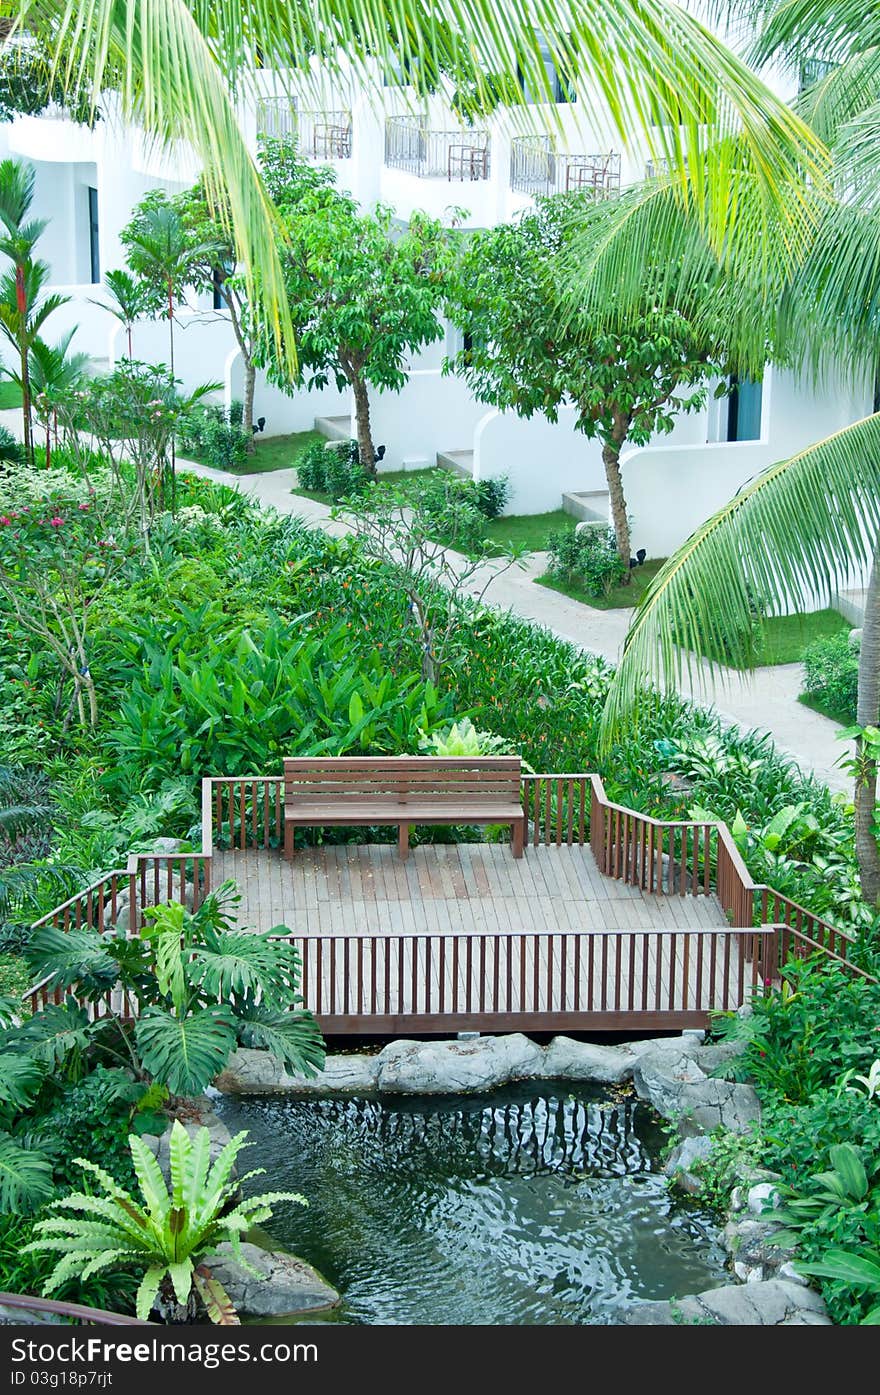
255,99,352,160
510,137,620,199
385,115,490,180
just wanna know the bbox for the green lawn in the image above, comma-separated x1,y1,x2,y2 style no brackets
291,466,436,504
535,557,667,610
756,608,850,666
0,380,22,410
484,509,575,553
182,429,325,474
798,691,853,727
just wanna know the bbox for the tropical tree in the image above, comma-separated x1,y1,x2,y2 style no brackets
24,1121,306,1323
171,179,258,444
258,139,454,473
11,329,90,466
94,267,150,360
121,198,221,504
9,0,823,396
447,193,729,571
0,157,68,465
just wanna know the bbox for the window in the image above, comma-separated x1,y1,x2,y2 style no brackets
725,374,763,442
212,266,225,310
87,186,100,284
518,37,576,104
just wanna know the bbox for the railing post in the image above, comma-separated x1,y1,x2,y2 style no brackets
761,926,779,991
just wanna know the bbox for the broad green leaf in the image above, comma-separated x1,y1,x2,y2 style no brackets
135,1006,238,1096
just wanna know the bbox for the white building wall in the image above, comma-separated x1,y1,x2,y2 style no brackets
474,406,606,515
367,370,487,471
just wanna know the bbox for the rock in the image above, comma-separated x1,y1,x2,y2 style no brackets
664,1134,714,1194
778,1261,809,1288
730,1186,746,1213
149,837,186,856
542,1036,634,1083
215,1047,379,1095
620,1279,830,1326
747,1182,780,1215
142,1099,234,1177
849,628,862,650
376,1033,544,1094
208,1242,340,1319
723,1216,795,1280
633,1050,761,1136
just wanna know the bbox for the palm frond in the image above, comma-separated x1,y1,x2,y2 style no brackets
14,0,826,341
601,412,880,742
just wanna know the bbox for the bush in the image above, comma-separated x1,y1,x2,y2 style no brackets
0,425,23,467
177,404,249,470
546,525,627,597
802,631,860,722
472,476,509,519
296,441,366,500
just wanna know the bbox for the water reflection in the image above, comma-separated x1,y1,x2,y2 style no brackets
219,1084,726,1325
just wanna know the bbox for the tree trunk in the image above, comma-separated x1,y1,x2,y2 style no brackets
242,358,256,454
601,440,631,578
351,373,376,475
855,542,880,905
168,282,177,514
15,264,33,467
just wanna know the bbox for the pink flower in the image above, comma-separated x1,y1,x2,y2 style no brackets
0,516,10,526
49,516,64,527
78,502,90,511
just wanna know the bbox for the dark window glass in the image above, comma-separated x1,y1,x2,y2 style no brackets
88,186,100,284
727,374,763,442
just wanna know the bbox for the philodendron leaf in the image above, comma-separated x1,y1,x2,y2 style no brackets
135,1006,237,1096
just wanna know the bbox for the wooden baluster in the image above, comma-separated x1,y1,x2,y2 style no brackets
601,934,608,1012
453,937,460,1013
573,935,581,1011
667,934,676,1011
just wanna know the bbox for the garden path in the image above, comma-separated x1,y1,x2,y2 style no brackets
179,456,850,795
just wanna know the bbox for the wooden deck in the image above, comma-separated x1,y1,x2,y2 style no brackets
214,842,750,1032
215,842,729,938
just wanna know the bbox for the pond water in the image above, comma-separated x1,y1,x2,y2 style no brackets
217,1083,727,1325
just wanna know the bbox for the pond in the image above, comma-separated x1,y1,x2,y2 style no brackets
217,1083,727,1325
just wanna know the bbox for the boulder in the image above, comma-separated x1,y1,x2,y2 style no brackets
214,1048,379,1095
375,1033,544,1094
542,1036,634,1083
633,1050,761,1136
208,1242,340,1319
620,1279,830,1326
723,1217,796,1280
747,1182,780,1215
663,1134,715,1195
141,1099,234,1178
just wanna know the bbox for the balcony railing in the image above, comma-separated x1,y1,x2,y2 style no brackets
255,95,298,139
255,101,352,159
510,137,620,198
385,115,490,180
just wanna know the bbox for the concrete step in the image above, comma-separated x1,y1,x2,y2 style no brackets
562,490,610,523
435,449,474,477
314,414,352,442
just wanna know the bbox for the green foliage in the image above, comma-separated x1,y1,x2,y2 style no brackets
21,883,325,1098
0,1213,137,1315
0,424,22,465
713,959,880,1104
802,631,860,723
27,1067,144,1193
419,717,515,757
178,404,250,470
546,526,628,597
0,1133,54,1213
24,1120,307,1323
297,440,368,500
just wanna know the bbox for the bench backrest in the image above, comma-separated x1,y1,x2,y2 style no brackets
284,756,522,806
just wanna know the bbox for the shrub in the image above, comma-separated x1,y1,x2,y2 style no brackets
546,525,627,597
472,476,509,519
0,425,23,467
296,441,366,500
802,631,860,722
177,404,249,470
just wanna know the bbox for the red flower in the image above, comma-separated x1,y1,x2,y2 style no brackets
49,516,64,528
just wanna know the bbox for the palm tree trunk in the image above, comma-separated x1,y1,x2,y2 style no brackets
601,440,631,578
855,543,880,905
352,373,376,475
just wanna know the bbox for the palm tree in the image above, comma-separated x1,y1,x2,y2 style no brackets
0,158,68,465
93,267,148,359
27,329,90,465
8,0,825,381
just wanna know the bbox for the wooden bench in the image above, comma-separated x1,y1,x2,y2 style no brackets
283,756,525,860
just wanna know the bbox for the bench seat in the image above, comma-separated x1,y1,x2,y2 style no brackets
283,756,525,860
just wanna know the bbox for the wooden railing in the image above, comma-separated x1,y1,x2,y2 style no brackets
0,1290,147,1325
24,768,866,1023
276,924,776,1032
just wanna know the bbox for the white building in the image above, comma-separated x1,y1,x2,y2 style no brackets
0,25,872,563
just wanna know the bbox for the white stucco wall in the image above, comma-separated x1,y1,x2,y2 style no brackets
474,406,606,515
226,351,350,435
367,370,487,471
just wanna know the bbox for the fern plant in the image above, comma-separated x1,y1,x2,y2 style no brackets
23,1120,307,1323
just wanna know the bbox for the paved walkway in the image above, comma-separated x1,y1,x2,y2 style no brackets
181,458,851,794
